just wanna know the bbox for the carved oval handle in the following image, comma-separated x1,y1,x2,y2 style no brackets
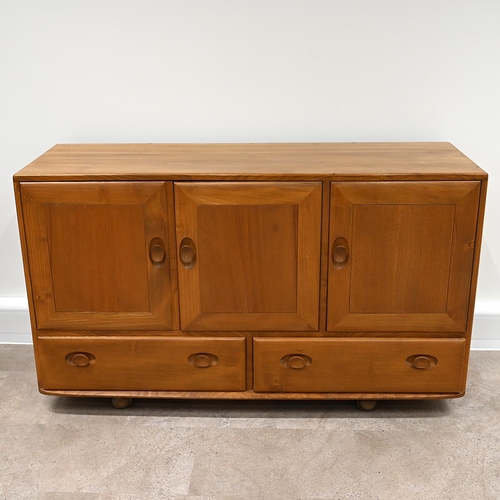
179,237,196,269
65,352,96,367
332,237,349,267
406,354,438,370
280,354,312,370
188,352,218,368
149,237,166,265
333,245,347,263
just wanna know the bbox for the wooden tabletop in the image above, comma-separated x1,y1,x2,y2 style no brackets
13,142,487,181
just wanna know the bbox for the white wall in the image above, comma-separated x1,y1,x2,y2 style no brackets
1,1,499,344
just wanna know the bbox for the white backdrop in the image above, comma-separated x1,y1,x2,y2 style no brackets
1,1,499,343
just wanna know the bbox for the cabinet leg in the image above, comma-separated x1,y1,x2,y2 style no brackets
357,400,377,411
111,397,133,409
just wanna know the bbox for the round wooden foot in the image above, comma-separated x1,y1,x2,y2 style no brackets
357,400,377,411
111,397,133,409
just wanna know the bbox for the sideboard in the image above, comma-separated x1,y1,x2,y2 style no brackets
13,143,487,410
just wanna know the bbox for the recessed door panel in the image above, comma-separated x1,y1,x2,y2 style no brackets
49,204,150,313
350,204,455,314
197,204,298,313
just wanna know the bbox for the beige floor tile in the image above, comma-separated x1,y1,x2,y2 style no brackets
1,345,499,500
187,426,500,498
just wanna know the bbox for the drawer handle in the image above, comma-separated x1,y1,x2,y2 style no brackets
149,237,166,265
406,354,438,370
188,352,218,368
280,354,312,370
65,352,96,367
179,238,196,269
332,237,349,267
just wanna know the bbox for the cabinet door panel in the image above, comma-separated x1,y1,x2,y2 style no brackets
21,182,178,330
175,182,322,331
327,182,480,332
198,204,298,313
49,204,150,312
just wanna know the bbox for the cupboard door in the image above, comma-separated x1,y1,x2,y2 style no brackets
175,182,322,331
328,182,480,332
21,182,178,330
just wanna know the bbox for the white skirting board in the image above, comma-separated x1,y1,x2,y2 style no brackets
1,297,499,349
0,297,31,344
469,301,500,350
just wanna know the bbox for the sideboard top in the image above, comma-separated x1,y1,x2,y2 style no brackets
13,142,487,181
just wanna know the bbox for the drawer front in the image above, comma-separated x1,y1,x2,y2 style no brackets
38,336,246,391
253,338,466,393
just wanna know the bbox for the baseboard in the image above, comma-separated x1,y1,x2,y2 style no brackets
1,297,500,348
0,297,32,343
469,301,500,350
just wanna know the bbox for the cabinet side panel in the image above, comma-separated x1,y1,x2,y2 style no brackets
461,179,488,391
13,181,43,386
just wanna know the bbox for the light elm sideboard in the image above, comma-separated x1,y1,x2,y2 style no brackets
13,143,487,410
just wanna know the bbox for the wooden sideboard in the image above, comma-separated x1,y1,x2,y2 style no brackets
13,143,487,410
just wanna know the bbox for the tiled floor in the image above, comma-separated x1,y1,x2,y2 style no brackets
1,345,499,499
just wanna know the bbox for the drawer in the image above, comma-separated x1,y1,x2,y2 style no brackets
253,338,466,393
38,336,246,391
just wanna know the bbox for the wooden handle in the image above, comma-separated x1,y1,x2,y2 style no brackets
412,356,431,369
332,237,349,267
149,237,166,265
406,354,437,370
65,352,96,367
333,245,347,263
179,238,196,269
193,354,211,368
280,354,312,370
72,353,90,367
188,352,218,368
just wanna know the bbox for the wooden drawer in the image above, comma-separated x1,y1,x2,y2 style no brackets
38,336,246,391
253,338,466,393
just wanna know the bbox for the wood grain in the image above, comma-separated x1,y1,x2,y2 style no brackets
327,181,481,332
253,337,466,393
12,143,487,404
175,182,322,331
48,204,150,312
39,389,465,400
460,179,489,389
318,180,331,331
28,329,468,339
350,204,455,313
38,336,246,391
14,143,487,181
197,204,298,313
13,181,45,388
21,182,178,330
